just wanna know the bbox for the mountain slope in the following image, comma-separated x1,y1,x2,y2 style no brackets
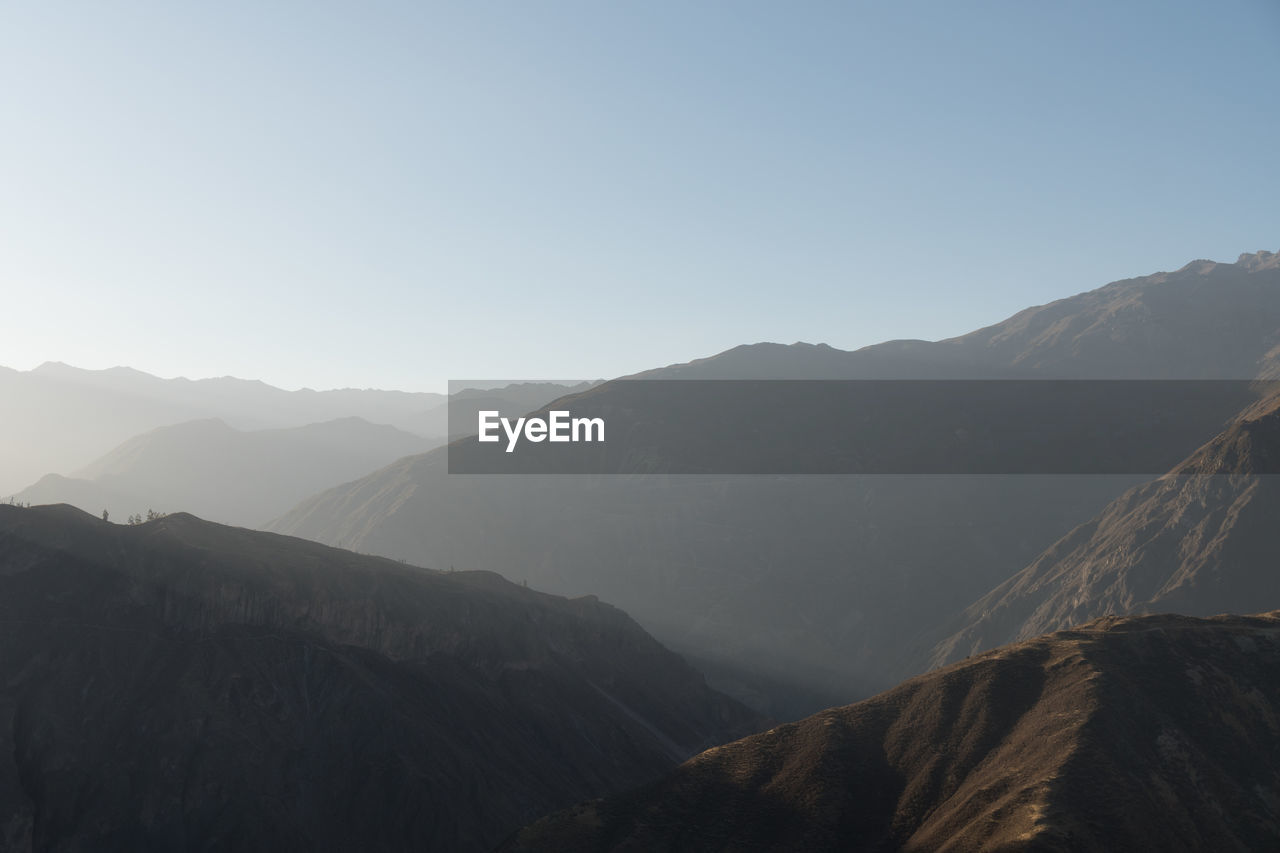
270,252,1280,714
0,504,763,852
503,611,1280,853
928,390,1280,668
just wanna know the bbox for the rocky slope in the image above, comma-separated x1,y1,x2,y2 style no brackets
503,611,1280,852
0,504,763,852
928,390,1280,669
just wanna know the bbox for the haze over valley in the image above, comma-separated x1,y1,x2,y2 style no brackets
7,248,1280,848
1,371,589,523
270,251,1280,714
4,1,1278,848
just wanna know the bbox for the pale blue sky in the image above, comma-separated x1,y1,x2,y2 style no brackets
1,1,1276,391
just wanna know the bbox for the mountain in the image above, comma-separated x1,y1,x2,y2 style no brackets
22,362,446,432
12,417,432,527
0,364,442,495
0,365,209,496
0,504,763,852
502,611,1280,852
640,251,1280,381
421,381,601,441
927,389,1280,669
0,361,591,496
11,473,142,519
273,457,1157,716
269,252,1280,716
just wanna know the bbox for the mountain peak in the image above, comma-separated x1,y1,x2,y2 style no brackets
1238,249,1280,272
31,360,76,374
1172,250,1279,277
1175,258,1220,275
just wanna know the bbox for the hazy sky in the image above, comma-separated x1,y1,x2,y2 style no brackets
1,1,1277,392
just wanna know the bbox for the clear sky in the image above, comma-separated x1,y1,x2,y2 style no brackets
1,1,1276,392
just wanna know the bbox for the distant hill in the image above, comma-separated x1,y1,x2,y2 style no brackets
927,389,1280,669
0,363,443,495
11,417,432,527
18,362,445,431
0,361,591,495
0,504,763,852
11,474,142,523
269,251,1280,716
503,611,1280,852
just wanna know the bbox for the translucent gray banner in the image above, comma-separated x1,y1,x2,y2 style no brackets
446,380,1275,475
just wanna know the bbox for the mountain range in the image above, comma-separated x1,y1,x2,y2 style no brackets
6,249,1280,848
0,363,593,497
0,363,442,495
269,251,1280,715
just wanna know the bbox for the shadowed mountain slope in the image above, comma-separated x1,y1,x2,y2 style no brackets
928,390,1280,669
503,612,1280,853
269,453,1154,717
0,504,763,852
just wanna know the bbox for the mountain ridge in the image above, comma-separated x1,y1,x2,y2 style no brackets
0,503,765,851
628,249,1280,381
502,610,1280,852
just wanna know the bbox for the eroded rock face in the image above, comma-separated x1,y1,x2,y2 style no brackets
930,393,1280,669
503,612,1280,853
0,504,765,852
